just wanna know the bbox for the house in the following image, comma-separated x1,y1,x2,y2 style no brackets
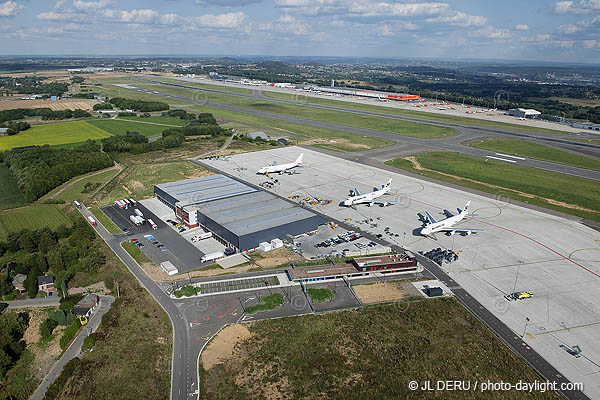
37,275,57,297
0,128,9,136
71,293,100,317
12,274,27,294
245,131,270,141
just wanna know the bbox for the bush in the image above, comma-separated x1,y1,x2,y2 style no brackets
40,317,58,339
93,102,113,111
43,357,80,400
0,303,7,314
59,295,83,312
117,112,136,117
59,318,82,349
82,332,95,351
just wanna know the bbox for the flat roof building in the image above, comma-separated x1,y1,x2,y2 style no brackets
508,108,541,119
155,175,327,252
352,253,418,273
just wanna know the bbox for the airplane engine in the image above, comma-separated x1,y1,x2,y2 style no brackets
466,231,472,236
447,231,456,237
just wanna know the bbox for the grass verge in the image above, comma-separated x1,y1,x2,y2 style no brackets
122,240,152,265
471,138,600,171
306,288,335,303
201,299,559,400
89,206,123,234
87,118,170,137
385,152,600,222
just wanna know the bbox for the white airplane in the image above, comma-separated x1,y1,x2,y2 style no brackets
342,179,393,207
420,201,483,237
257,153,303,175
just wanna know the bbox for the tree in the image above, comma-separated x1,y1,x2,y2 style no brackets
47,249,65,273
18,231,36,253
38,230,57,253
0,276,11,297
24,269,38,299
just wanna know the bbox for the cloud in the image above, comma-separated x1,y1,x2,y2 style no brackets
554,0,600,14
54,0,66,9
472,26,513,39
347,2,449,17
195,0,262,5
37,11,84,21
260,13,309,35
73,0,114,11
557,23,582,33
0,1,23,17
515,24,529,31
426,11,487,26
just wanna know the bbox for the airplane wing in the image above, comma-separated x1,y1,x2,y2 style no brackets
441,228,484,233
424,211,437,224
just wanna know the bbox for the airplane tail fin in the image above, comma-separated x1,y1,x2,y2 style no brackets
383,178,392,189
295,153,304,165
461,201,471,214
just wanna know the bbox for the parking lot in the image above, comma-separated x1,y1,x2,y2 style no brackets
292,223,390,259
101,202,206,274
305,281,362,312
192,275,281,295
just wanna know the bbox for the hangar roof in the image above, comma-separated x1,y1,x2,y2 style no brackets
155,175,257,206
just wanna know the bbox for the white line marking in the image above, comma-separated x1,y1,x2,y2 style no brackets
486,156,517,163
495,153,526,160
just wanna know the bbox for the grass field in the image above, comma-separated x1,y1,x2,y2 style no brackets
43,168,119,203
117,115,188,126
87,118,171,137
385,152,600,222
151,77,570,135
472,138,600,171
307,288,335,303
132,81,455,139
100,160,208,205
0,163,27,210
202,299,558,400
0,121,112,150
90,206,123,234
0,204,72,238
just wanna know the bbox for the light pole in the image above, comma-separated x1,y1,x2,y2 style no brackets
521,317,530,338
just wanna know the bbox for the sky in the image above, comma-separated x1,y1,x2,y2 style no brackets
0,0,598,62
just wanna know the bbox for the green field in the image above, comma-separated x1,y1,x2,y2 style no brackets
87,118,171,137
244,293,285,314
385,152,600,222
152,77,571,135
307,288,335,303
0,163,26,210
117,115,188,126
132,81,455,139
202,299,558,400
0,204,72,238
43,168,119,203
472,138,600,171
100,160,206,205
0,121,112,150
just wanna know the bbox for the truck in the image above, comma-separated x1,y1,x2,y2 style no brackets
192,232,212,242
148,219,157,230
134,209,144,218
122,199,130,209
129,198,137,206
73,200,82,209
115,200,124,209
87,216,97,227
129,215,139,225
201,251,224,263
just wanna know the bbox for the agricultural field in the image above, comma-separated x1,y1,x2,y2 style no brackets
87,118,171,137
0,204,72,239
201,299,558,400
0,121,112,150
117,115,188,126
0,163,26,210
471,138,600,171
99,160,210,205
385,152,600,222
0,98,97,111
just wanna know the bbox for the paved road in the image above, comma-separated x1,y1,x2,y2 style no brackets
30,295,115,400
5,297,60,309
130,79,600,181
76,206,195,400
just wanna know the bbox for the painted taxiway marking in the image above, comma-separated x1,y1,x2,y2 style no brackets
495,153,526,160
486,155,517,163
242,315,254,321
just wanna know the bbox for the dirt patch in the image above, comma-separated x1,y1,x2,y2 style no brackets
128,180,145,191
21,308,65,380
354,282,414,304
184,168,213,179
202,323,253,370
306,137,370,149
68,281,111,296
252,247,303,269
404,156,599,214
0,98,97,111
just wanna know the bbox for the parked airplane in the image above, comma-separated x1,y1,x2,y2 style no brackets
420,201,483,237
257,153,303,175
342,179,393,207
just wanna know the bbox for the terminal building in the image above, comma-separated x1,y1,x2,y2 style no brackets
154,175,327,252
508,108,541,119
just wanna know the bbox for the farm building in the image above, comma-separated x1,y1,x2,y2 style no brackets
154,175,327,252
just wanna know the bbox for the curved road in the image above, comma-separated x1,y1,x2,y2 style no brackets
131,78,600,181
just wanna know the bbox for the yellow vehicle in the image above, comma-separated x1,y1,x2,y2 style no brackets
517,291,533,299
315,197,322,201
78,315,89,325
309,201,318,206
345,218,352,221
304,197,311,202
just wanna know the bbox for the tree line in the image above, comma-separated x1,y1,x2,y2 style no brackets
0,108,91,124
0,141,113,202
108,97,169,112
